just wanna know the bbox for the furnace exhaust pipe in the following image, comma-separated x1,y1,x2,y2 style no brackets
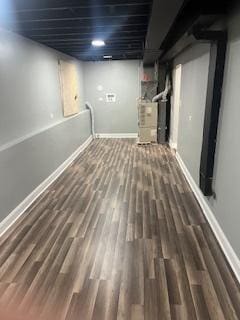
152,74,171,102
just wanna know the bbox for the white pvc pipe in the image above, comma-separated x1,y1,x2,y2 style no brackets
152,74,171,103
85,101,95,138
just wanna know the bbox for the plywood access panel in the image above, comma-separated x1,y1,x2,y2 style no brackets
59,60,79,117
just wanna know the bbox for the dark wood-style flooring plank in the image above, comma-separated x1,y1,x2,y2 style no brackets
0,138,239,320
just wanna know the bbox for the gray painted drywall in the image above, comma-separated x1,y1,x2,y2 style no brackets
174,8,240,258
208,8,240,257
174,44,210,184
0,112,91,221
0,28,85,147
83,60,140,134
0,28,91,222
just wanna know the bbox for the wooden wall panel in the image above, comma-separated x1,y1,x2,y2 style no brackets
59,60,79,117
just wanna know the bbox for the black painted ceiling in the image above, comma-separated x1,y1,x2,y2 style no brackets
7,0,153,61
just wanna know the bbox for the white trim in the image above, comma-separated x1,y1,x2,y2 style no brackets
0,135,93,238
96,133,138,138
176,152,240,284
0,110,89,153
169,139,177,150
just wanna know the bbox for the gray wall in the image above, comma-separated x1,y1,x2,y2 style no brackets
174,44,210,183
0,112,91,220
83,60,140,134
0,28,86,147
0,29,91,222
174,9,240,258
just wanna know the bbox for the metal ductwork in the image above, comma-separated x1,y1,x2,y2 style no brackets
143,0,186,65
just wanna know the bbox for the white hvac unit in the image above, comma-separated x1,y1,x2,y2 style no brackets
137,102,158,144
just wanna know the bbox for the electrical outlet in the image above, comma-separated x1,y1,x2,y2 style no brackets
50,113,54,119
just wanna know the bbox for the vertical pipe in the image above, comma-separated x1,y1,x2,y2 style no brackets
193,30,227,196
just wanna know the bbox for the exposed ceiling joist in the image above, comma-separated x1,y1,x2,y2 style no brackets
14,16,150,31
11,0,151,11
3,0,153,60
4,0,231,62
13,2,152,13
12,14,149,24
12,23,149,34
27,29,147,37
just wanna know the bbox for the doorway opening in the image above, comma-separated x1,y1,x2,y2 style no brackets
169,64,182,150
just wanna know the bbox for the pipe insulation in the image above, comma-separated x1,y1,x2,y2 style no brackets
85,102,95,138
152,74,171,102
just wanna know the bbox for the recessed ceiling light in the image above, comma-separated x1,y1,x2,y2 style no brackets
103,55,112,59
92,39,105,47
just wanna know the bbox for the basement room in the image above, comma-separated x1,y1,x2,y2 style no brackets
0,0,240,319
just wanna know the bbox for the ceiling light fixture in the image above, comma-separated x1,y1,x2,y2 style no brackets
103,55,112,59
92,39,105,47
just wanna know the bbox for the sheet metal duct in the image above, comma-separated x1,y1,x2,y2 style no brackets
144,0,186,64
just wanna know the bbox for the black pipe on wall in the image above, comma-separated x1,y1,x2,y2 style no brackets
193,30,227,196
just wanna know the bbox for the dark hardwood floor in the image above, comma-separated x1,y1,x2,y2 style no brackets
0,138,239,320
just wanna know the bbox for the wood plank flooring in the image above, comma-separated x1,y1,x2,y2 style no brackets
0,138,239,320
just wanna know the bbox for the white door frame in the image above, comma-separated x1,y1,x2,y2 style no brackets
170,64,182,150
